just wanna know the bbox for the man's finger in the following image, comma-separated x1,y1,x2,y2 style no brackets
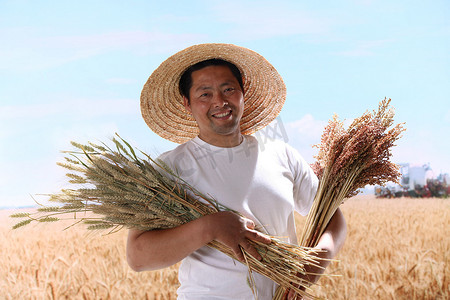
246,219,255,229
247,230,272,245
240,239,262,261
231,245,244,261
256,232,272,244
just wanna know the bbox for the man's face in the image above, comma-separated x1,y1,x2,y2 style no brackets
183,65,244,146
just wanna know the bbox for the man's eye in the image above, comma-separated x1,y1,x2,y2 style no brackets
224,88,235,93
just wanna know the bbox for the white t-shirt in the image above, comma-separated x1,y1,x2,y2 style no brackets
158,135,318,300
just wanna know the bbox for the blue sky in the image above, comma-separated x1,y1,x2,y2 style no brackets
1,0,449,207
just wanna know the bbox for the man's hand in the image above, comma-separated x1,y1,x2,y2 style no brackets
286,208,347,300
207,211,272,261
285,248,328,300
127,210,271,272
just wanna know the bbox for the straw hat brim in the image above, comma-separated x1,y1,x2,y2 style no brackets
140,43,286,144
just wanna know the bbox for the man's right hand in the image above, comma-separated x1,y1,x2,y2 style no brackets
126,210,271,272
206,211,272,261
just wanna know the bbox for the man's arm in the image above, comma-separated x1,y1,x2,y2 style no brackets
288,208,347,299
315,207,347,262
126,211,272,272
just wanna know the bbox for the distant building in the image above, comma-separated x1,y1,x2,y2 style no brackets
437,173,450,184
374,163,448,198
399,163,434,190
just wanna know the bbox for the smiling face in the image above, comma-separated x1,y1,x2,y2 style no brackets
183,65,244,147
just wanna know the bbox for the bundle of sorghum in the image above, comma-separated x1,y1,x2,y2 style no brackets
10,135,323,299
300,98,405,248
274,98,405,299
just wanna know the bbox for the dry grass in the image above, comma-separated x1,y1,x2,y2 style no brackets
1,209,179,300
307,195,449,300
2,195,449,299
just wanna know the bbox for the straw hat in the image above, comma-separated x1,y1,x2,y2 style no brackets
140,43,286,144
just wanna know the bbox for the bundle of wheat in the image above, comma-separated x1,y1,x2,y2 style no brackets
11,134,324,299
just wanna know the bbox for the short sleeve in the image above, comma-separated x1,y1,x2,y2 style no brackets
285,144,318,216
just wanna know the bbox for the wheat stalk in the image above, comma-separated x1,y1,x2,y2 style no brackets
11,134,325,299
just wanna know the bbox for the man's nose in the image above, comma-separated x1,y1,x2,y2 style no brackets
212,92,228,107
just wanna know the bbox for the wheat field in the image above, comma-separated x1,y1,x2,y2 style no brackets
2,195,448,299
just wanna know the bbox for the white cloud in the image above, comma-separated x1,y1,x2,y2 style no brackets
283,114,327,163
105,78,136,85
352,0,376,5
49,121,121,150
211,1,332,39
282,113,450,176
334,39,395,56
0,28,204,71
445,109,450,123
0,98,138,120
0,118,123,208
286,114,327,140
0,149,75,208
391,128,450,174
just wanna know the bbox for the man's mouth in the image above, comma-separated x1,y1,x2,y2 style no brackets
212,110,232,118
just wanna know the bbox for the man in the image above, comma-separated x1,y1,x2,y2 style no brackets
127,44,346,299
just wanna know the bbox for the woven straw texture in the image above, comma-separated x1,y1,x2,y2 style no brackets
140,43,286,144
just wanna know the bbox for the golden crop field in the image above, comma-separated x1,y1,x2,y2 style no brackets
1,195,448,299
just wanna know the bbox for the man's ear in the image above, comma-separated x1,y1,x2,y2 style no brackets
183,96,192,113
